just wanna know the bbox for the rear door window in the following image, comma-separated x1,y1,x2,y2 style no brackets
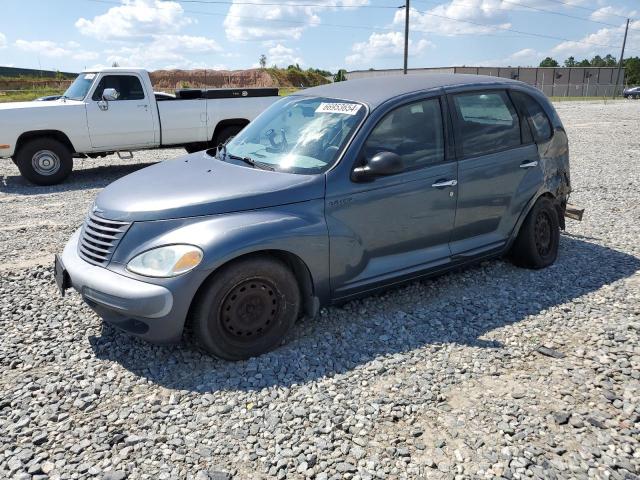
452,91,521,157
91,75,146,101
510,91,553,142
363,98,445,169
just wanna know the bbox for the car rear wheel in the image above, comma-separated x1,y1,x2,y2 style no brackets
509,196,560,269
193,256,301,360
15,138,73,185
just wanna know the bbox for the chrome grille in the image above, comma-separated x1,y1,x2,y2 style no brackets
78,213,131,266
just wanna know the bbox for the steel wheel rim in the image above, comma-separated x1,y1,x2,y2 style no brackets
32,150,61,176
534,211,552,257
219,278,281,342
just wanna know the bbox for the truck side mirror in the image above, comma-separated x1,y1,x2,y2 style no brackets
98,88,119,111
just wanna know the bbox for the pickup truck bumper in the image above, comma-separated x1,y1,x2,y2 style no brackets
59,229,185,344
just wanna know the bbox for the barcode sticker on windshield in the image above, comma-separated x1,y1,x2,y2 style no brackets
315,102,362,115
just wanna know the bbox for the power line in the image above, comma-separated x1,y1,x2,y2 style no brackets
541,0,638,22
412,0,640,32
408,7,640,54
82,0,640,55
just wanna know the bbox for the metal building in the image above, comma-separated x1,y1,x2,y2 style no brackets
345,66,626,97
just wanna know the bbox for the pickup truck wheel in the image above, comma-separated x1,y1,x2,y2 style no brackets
15,138,72,186
193,257,301,360
214,125,243,148
510,197,560,269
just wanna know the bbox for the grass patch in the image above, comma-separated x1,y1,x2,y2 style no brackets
0,89,64,103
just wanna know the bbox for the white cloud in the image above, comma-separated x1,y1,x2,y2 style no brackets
14,39,100,61
15,39,70,57
551,19,640,57
0,32,6,49
475,47,544,67
76,0,192,40
590,6,638,22
105,34,222,69
223,0,368,42
346,31,433,66
267,44,303,67
394,0,511,36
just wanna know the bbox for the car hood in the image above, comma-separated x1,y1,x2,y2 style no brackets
0,99,84,110
94,151,326,221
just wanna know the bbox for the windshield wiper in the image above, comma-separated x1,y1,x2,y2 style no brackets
227,153,275,171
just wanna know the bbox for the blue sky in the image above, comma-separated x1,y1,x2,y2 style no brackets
0,0,638,73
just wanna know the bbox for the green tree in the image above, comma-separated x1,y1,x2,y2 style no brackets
539,57,559,67
578,59,591,67
564,56,576,67
604,54,617,66
333,69,347,82
624,56,640,85
111,61,120,67
590,55,605,67
259,54,267,69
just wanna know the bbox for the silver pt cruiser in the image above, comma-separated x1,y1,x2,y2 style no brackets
56,74,581,360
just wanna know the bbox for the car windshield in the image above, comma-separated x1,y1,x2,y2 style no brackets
62,73,97,100
222,96,366,174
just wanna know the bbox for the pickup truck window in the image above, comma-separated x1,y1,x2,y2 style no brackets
91,75,145,101
62,73,96,101
224,96,366,174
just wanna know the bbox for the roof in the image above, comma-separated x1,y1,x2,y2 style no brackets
82,67,148,75
295,74,521,108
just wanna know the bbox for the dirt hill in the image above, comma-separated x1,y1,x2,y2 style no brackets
150,68,330,91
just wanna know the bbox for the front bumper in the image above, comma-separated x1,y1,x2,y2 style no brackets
60,229,184,343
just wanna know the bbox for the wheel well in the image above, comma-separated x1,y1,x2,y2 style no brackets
185,250,317,331
16,130,76,154
212,119,250,144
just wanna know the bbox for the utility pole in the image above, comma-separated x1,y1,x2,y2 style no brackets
403,0,410,74
613,18,629,98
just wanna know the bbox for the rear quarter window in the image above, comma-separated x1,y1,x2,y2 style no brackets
511,91,553,142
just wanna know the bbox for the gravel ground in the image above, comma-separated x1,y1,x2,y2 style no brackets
0,100,639,480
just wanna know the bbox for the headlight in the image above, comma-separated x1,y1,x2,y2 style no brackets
127,245,203,277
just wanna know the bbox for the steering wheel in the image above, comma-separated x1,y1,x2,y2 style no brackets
265,128,288,151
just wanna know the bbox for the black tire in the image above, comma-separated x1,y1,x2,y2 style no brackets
15,138,73,185
214,125,243,148
510,196,560,269
193,256,301,360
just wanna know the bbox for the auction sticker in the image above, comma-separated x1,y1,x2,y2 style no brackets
315,102,362,115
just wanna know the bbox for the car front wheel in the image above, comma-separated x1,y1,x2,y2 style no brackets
193,256,301,360
15,138,73,185
510,196,560,269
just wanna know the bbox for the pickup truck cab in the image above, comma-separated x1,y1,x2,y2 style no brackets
56,74,580,361
0,68,279,185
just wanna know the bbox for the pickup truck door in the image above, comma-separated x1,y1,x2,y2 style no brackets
86,74,156,149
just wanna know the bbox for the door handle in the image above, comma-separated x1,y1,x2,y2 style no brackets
520,160,538,168
431,179,458,188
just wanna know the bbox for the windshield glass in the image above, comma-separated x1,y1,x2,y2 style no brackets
224,96,366,174
62,73,97,100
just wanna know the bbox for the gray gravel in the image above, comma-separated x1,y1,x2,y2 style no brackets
1,100,639,480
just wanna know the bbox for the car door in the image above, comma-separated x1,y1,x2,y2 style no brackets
447,89,541,258
86,74,156,149
325,96,458,299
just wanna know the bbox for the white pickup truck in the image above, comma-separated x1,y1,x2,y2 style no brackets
0,68,279,185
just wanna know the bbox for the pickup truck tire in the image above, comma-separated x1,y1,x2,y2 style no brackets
15,138,72,186
510,196,560,269
214,125,243,147
193,256,301,360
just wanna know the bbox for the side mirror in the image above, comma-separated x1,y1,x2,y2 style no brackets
352,151,404,181
102,88,119,101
